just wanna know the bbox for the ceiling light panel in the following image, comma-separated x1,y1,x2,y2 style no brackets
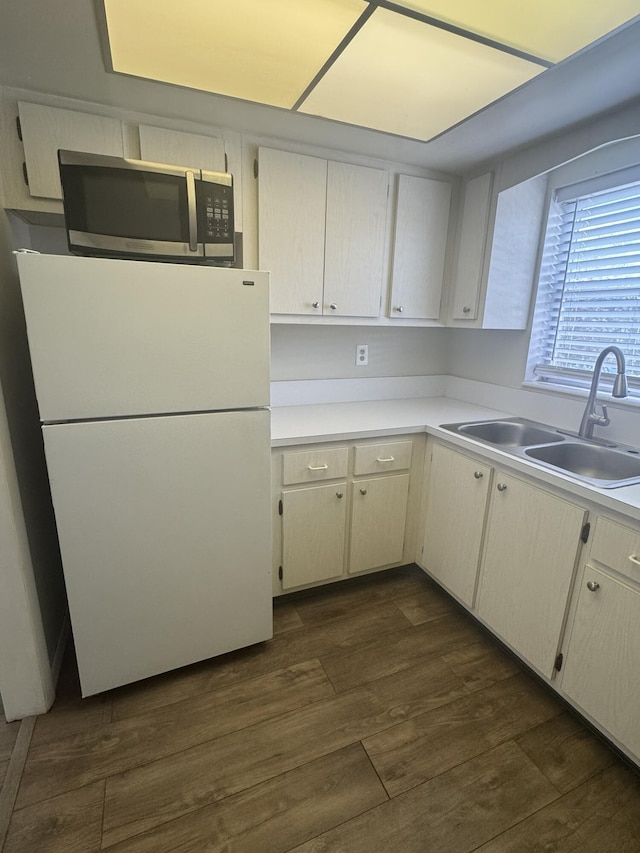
390,0,640,62
103,0,367,108
298,8,546,141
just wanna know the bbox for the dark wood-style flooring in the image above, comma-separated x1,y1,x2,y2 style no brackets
1,564,639,852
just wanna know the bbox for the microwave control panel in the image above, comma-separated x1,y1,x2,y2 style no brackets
197,181,234,244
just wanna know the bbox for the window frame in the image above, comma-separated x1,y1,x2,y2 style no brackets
525,165,640,402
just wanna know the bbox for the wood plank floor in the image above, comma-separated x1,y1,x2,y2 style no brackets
2,564,640,852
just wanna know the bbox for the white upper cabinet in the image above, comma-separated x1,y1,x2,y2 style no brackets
448,170,548,329
258,147,327,315
138,126,226,172
323,160,389,318
450,171,493,322
258,147,389,318
389,174,451,320
18,102,124,200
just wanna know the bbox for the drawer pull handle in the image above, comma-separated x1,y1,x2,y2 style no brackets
360,488,367,496
629,554,640,567
308,464,329,471
474,471,483,479
376,456,395,463
497,483,507,492
336,491,344,499
587,580,600,592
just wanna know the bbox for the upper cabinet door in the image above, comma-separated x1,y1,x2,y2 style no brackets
450,171,493,321
323,161,389,318
138,126,226,172
18,102,124,200
139,125,243,232
258,147,327,315
390,174,451,320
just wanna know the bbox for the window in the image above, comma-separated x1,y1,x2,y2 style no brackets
526,173,640,398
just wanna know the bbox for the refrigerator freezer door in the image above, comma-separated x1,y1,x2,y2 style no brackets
18,253,270,422
42,409,272,696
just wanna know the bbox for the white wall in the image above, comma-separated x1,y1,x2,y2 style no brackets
271,325,448,382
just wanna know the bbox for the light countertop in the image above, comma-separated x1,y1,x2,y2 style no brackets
271,397,507,445
271,396,640,523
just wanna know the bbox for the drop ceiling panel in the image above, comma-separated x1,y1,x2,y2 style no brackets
298,8,545,141
103,0,367,108
393,0,640,62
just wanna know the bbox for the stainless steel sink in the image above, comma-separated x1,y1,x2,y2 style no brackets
455,419,564,447
440,417,640,489
525,443,640,488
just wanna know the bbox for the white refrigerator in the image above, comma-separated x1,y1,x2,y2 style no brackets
17,252,272,696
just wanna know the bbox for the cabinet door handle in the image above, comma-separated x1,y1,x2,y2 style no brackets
312,301,320,309
629,554,640,567
329,303,338,310
336,491,344,499
307,464,328,471
474,471,483,479
359,488,367,496
462,306,472,314
496,483,507,492
587,580,600,592
395,306,404,313
376,456,395,463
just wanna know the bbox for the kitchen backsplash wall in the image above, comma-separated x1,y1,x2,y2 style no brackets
270,324,448,381
447,328,530,389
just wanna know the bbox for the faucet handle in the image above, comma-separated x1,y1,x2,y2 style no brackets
596,404,610,427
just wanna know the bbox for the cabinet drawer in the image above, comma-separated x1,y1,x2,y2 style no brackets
591,517,640,584
353,440,412,476
282,447,349,485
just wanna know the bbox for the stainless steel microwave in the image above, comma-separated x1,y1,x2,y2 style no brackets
58,150,235,264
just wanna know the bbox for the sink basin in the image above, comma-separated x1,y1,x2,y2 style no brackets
446,418,564,448
525,443,640,488
440,417,640,488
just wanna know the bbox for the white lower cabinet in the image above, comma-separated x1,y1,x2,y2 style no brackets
476,471,586,678
421,439,640,766
274,437,422,593
421,442,586,678
560,519,640,760
422,442,491,607
282,482,347,590
349,473,410,575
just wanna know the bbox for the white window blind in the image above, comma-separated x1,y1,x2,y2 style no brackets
528,176,640,396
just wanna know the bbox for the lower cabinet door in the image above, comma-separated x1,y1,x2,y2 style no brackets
561,566,640,759
349,473,410,574
422,443,491,607
282,482,347,589
477,473,586,678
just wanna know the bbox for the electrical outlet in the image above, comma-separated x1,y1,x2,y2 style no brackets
356,344,368,366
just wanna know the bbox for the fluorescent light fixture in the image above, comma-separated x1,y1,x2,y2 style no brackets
103,0,367,108
390,0,640,62
299,8,545,140
101,0,639,141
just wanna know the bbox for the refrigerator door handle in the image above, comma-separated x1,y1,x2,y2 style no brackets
186,170,198,253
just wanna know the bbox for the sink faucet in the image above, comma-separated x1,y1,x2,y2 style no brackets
578,346,628,439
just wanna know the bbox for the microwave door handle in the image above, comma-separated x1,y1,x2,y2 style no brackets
186,170,198,252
